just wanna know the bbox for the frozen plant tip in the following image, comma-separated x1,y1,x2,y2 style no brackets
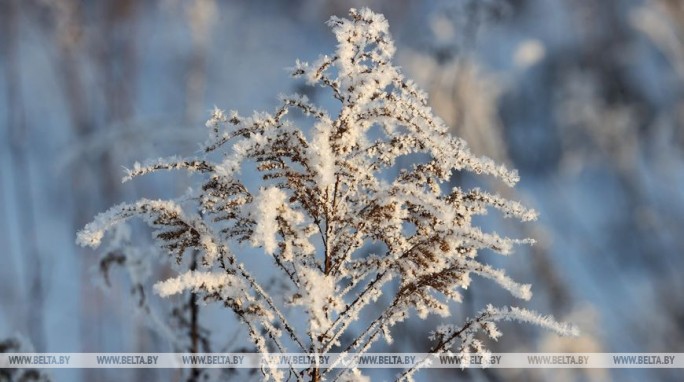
78,7,576,381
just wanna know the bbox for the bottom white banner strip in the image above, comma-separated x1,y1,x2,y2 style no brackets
1,353,682,369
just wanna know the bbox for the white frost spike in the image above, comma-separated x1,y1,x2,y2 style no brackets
309,121,336,191
293,268,342,346
76,199,185,249
469,262,533,300
154,271,243,299
251,187,287,255
205,106,227,129
486,305,579,337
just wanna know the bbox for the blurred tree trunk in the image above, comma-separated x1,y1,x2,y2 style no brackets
45,0,140,379
1,0,46,352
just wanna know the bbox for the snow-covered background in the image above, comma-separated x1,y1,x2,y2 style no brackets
1,0,683,381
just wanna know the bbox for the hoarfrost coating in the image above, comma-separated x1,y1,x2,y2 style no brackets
77,7,576,382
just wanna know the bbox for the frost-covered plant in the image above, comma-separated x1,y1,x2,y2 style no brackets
77,8,576,381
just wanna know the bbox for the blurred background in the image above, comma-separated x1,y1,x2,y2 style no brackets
1,0,683,381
